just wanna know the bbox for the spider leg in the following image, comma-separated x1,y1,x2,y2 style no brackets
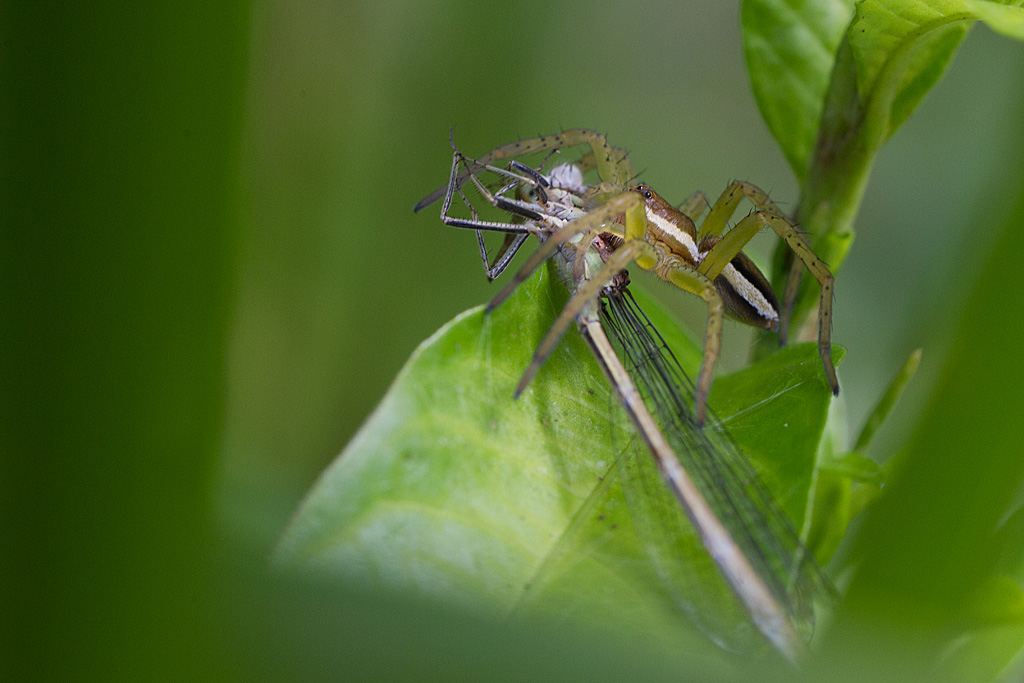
571,228,602,282
440,140,630,280
486,191,641,313
574,146,633,182
514,239,656,397
660,263,725,426
470,129,634,187
678,190,710,221
699,209,838,396
698,180,785,240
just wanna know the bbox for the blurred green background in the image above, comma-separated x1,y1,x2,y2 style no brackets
5,1,1024,680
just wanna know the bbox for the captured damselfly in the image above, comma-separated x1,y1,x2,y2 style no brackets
418,130,838,426
416,135,836,659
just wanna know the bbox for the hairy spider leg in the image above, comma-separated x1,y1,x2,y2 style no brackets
415,129,633,212
454,154,813,656
485,191,643,313
514,238,656,397
484,181,733,425
507,186,732,428
678,190,710,221
443,141,834,423
571,227,604,282
656,263,726,426
694,181,839,396
480,156,610,280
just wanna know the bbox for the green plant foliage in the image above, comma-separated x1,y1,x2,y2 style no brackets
277,263,842,652
741,0,856,180
744,0,1024,335
807,174,1024,683
850,0,1024,143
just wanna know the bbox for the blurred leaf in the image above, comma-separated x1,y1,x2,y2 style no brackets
233,567,741,683
804,347,921,555
964,575,1024,628
850,0,1024,142
805,442,886,563
741,0,856,179
940,623,1024,683
278,263,841,652
995,504,1024,576
796,396,849,564
820,452,882,484
808,149,1024,682
847,447,899,521
939,576,1024,683
853,348,923,453
756,0,1024,351
805,469,853,565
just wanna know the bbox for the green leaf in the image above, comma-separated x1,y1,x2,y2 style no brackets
996,504,1024,577
848,0,1023,142
971,0,1024,37
940,623,1024,683
820,452,883,483
812,147,1024,680
754,0,1024,354
965,575,1024,627
801,346,921,551
741,0,856,180
806,446,885,562
277,263,842,652
939,576,1024,683
853,348,923,453
713,342,845,526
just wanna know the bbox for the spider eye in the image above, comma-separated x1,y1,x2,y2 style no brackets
633,183,653,200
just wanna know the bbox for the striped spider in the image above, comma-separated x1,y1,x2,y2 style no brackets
419,130,839,423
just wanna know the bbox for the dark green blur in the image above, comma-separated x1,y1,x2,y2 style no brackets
1,2,248,680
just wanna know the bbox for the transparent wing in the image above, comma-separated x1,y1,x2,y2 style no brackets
600,287,832,645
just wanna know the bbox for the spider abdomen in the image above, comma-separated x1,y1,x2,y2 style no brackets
715,252,779,329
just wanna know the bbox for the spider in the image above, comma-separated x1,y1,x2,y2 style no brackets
419,130,839,424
